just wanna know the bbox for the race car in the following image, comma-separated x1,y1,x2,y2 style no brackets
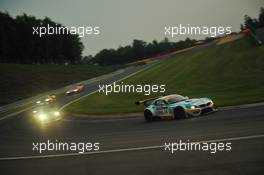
32,104,61,123
135,94,216,122
36,95,57,104
65,84,85,95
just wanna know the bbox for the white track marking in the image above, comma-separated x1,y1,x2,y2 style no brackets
0,65,151,121
0,106,34,121
219,102,264,111
0,134,264,161
61,102,264,122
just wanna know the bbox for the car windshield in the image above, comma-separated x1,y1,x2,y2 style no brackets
166,95,187,104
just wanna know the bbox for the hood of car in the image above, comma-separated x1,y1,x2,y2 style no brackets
169,98,211,108
67,89,77,93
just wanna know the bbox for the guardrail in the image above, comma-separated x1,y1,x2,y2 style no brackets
247,23,264,45
255,27,264,44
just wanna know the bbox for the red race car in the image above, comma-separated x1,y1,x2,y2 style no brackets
65,84,85,95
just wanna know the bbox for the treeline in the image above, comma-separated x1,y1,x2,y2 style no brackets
0,11,83,64
0,11,197,66
2,8,264,66
243,7,264,29
87,38,197,65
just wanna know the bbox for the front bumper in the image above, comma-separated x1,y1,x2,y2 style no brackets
186,102,215,116
33,112,61,123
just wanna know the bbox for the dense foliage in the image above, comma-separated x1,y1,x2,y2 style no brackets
244,7,264,29
0,12,83,64
91,38,197,65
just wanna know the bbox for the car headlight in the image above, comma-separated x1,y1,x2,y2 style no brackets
54,111,60,117
38,113,48,121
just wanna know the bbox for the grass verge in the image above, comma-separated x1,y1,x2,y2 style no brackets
0,64,118,105
65,37,264,115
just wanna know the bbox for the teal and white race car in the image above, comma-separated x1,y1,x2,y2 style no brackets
136,94,216,122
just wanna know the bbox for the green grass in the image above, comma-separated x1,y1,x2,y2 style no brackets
65,37,264,115
0,64,117,105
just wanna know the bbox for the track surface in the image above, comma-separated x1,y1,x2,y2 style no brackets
1,43,264,174
0,105,264,174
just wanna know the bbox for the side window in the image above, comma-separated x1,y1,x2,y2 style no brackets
155,100,165,106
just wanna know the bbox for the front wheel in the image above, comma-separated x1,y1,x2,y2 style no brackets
173,107,188,119
144,110,153,122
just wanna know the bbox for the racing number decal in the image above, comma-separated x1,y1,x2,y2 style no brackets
154,100,169,116
156,106,168,115
162,107,168,114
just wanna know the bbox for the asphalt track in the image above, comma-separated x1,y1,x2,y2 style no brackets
0,105,264,175
1,43,264,174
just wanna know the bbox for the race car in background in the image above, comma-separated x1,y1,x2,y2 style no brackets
65,84,85,95
135,94,216,122
36,95,57,105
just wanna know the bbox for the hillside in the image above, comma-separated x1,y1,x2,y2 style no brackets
65,36,264,114
0,64,116,105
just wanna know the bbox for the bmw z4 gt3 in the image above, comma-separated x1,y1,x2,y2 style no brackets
136,94,216,122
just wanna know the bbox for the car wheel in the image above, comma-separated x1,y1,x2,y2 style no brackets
144,110,153,122
173,107,187,119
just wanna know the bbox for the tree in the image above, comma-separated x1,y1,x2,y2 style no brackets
132,39,147,58
91,37,197,66
0,11,83,64
259,7,264,27
244,7,264,34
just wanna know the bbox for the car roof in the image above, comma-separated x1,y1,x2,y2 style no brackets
158,94,182,101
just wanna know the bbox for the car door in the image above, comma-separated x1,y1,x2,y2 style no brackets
153,100,169,117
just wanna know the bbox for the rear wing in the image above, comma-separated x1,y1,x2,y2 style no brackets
135,96,161,106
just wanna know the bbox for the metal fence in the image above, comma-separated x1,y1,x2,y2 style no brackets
255,27,264,44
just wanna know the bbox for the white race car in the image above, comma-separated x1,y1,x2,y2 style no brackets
136,94,216,122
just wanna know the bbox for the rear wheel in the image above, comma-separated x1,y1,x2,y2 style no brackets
173,107,188,119
144,110,153,122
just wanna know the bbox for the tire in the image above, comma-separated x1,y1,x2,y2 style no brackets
173,107,188,119
144,110,153,122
